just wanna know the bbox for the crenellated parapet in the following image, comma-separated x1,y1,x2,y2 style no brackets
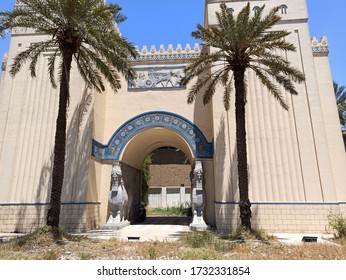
130,43,202,62
311,36,329,55
1,53,8,72
14,1,29,11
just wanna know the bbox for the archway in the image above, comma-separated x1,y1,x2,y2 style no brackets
92,111,213,225
119,126,194,224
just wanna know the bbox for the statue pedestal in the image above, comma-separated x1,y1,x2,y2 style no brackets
98,221,130,230
189,215,209,231
189,223,209,231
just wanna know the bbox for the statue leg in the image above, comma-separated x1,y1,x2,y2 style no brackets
107,212,113,223
114,210,121,223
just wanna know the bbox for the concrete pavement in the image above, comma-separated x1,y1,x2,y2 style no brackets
77,216,191,242
0,216,336,244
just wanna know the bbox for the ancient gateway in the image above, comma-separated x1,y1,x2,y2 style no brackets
0,0,345,233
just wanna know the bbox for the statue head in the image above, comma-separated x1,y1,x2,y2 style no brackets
112,163,122,178
194,161,203,174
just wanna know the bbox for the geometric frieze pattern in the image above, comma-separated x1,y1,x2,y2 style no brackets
129,66,186,90
129,43,202,62
92,111,214,161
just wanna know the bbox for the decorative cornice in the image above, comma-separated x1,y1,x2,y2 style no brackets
311,36,329,55
14,1,29,11
130,43,202,62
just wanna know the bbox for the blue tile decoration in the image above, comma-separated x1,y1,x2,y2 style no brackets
92,111,213,160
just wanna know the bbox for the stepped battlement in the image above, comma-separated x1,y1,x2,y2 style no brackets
311,36,329,54
130,43,202,62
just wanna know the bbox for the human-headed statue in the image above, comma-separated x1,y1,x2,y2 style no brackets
108,163,129,224
190,161,208,230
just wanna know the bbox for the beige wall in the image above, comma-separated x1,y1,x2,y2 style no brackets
313,46,346,201
0,32,93,205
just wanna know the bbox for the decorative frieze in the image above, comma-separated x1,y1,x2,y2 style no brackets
311,36,329,54
129,66,185,90
130,43,202,62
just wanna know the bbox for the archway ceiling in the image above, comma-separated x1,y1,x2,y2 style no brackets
121,127,194,169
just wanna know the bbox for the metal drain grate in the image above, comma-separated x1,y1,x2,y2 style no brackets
302,236,318,243
127,236,140,241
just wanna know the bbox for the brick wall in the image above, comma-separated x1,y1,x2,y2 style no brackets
215,203,344,233
0,203,100,233
149,164,191,187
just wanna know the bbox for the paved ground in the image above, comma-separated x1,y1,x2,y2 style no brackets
0,216,335,244
272,232,334,245
76,216,335,244
78,216,191,242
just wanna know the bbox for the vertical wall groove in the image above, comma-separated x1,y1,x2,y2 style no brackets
295,29,324,201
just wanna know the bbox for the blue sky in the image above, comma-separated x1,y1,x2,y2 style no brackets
0,0,345,87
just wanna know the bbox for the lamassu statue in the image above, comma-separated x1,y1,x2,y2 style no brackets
107,163,129,224
190,160,208,231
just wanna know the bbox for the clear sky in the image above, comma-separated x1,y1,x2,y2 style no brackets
0,0,345,87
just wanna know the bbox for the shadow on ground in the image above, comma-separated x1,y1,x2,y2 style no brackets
135,216,191,226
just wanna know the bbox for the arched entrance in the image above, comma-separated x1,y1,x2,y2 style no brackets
92,111,214,226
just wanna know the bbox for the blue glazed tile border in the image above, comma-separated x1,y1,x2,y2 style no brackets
92,111,214,160
214,201,346,205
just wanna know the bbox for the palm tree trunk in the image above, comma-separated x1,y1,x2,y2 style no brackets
46,50,73,228
234,68,252,229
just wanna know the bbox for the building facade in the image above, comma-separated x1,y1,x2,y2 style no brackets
0,0,345,233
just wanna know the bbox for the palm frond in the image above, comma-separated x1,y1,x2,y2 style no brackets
10,40,56,76
251,65,289,110
182,51,225,85
2,0,135,93
76,48,105,93
184,3,304,111
80,46,122,92
333,81,346,125
47,48,59,88
203,65,230,105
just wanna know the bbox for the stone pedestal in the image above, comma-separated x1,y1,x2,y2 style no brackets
98,221,130,230
189,210,209,231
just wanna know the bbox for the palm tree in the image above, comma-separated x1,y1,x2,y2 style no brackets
181,3,305,229
0,0,136,228
333,81,346,127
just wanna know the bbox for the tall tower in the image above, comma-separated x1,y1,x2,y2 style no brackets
0,0,96,232
206,0,346,232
